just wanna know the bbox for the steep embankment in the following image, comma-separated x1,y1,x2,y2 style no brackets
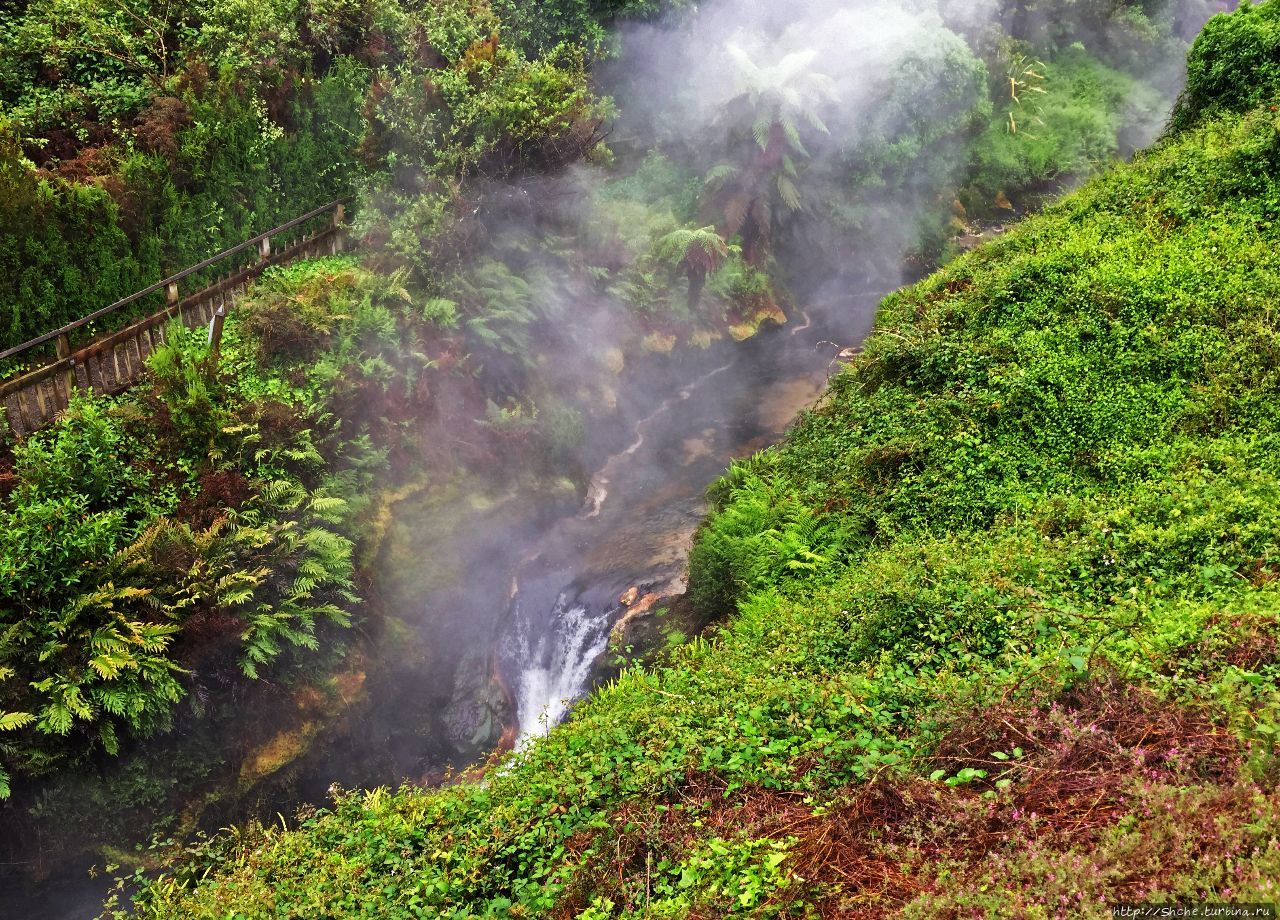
118,4,1280,916
119,9,1280,919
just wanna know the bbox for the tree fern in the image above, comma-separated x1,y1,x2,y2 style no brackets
702,42,836,263
655,225,730,309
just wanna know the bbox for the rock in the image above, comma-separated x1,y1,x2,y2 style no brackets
629,593,661,615
641,332,677,354
588,591,720,689
619,585,639,606
239,722,320,788
442,651,512,754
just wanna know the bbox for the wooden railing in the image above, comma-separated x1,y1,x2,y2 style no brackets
0,201,347,438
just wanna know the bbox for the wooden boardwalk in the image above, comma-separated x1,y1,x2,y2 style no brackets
0,201,346,438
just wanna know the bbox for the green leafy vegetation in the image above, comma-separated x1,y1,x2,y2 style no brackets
0,0,1254,906
0,27,366,349
1171,0,1280,131
962,46,1164,213
0,0,781,812
108,3,1280,916
0,258,436,796
0,0,635,352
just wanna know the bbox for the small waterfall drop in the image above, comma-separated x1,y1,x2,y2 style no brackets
510,590,616,745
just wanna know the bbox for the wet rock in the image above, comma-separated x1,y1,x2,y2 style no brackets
589,592,716,688
238,722,320,788
953,219,1011,254
442,650,512,754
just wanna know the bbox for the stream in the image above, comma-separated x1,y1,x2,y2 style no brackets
497,295,876,746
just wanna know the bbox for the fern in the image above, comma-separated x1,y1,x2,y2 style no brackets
0,712,34,731
775,175,801,211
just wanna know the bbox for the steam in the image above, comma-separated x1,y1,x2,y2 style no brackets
472,0,1216,744
216,0,1230,816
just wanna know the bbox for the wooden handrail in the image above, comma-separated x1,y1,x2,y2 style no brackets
0,199,347,365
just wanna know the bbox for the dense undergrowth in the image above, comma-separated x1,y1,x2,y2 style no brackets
0,0,1205,359
0,258,435,795
111,4,1280,915
0,0,687,353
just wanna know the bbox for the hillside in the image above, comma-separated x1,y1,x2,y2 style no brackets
112,2,1280,917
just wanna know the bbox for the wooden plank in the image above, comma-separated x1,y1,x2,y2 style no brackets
18,388,40,433
110,344,126,390
99,348,116,392
137,328,154,363
0,359,62,399
31,386,49,429
43,379,61,418
125,335,143,381
105,348,119,389
87,352,104,392
51,374,68,413
73,361,89,390
30,377,48,421
118,345,135,389
79,305,172,360
2,395,22,439
55,333,74,399
121,344,135,389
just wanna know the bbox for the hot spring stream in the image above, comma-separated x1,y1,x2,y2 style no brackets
496,294,875,744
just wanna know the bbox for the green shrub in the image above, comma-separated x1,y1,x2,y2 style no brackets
0,262,433,795
12,393,138,510
147,323,228,452
963,48,1161,213
1170,0,1280,132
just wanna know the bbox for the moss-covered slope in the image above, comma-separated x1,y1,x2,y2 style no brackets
118,5,1280,917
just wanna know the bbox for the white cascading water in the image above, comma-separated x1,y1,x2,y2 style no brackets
512,591,614,746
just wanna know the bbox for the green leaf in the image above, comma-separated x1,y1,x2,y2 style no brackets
0,712,35,731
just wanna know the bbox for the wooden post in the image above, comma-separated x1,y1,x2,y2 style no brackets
208,303,227,363
54,333,74,400
259,235,272,262
165,281,181,336
332,203,345,254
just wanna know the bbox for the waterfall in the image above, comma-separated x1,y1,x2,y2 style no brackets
510,590,616,745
